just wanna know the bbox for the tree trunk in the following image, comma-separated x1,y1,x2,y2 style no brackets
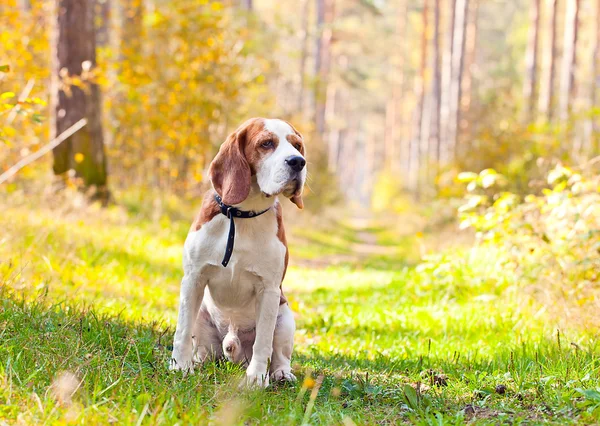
410,0,429,196
446,0,469,161
95,0,110,47
460,0,479,137
297,0,310,115
241,0,253,10
18,0,31,12
584,0,600,155
326,84,339,173
538,0,558,121
523,0,540,122
51,0,108,198
430,0,442,166
559,0,580,123
593,0,600,149
439,0,456,164
314,0,335,136
385,0,407,177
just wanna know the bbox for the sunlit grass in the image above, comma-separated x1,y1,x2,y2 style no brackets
1,196,599,424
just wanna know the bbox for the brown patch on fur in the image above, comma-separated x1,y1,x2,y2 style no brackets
244,129,278,174
209,118,270,205
284,120,303,139
275,201,289,305
190,189,220,232
286,134,304,155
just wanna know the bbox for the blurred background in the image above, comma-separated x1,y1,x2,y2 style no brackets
2,0,598,207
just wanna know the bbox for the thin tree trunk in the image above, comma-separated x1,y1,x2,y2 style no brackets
326,84,340,172
447,0,469,161
439,0,456,164
584,0,600,155
386,0,407,177
297,0,310,115
538,0,558,121
410,0,429,196
51,0,108,199
559,0,580,123
461,0,479,137
18,0,31,12
96,0,110,47
523,0,541,122
314,0,335,135
384,97,396,171
430,0,442,166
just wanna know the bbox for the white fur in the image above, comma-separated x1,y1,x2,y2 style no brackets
170,120,301,388
257,119,307,197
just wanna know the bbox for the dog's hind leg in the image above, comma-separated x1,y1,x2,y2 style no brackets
192,305,223,363
269,303,296,382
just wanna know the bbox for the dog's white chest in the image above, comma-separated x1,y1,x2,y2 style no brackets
184,209,286,325
205,266,260,310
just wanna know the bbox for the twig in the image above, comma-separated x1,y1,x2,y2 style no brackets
5,78,35,125
0,118,87,185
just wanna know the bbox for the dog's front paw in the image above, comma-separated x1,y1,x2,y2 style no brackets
271,369,297,382
244,363,270,388
170,346,194,374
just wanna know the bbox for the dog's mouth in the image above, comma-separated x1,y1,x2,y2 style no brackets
263,178,303,199
283,179,302,198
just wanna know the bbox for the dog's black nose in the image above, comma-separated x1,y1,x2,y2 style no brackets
285,156,306,172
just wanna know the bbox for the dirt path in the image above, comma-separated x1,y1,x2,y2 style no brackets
293,214,400,268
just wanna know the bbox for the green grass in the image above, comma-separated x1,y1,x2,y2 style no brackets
1,196,599,425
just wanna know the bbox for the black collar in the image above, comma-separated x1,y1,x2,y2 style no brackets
214,194,271,267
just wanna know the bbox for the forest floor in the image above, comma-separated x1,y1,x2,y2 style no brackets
1,192,599,425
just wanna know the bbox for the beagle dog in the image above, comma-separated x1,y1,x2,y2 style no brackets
170,118,306,388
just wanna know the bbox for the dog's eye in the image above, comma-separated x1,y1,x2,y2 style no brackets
261,140,274,149
293,143,302,151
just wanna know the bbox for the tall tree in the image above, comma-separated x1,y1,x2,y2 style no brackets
51,0,108,199
523,0,541,121
584,0,600,154
385,0,408,176
538,0,558,121
430,0,442,165
593,0,600,146
297,0,310,115
439,0,456,164
314,0,335,135
95,0,110,47
460,0,479,138
559,0,580,123
446,0,469,161
409,0,430,195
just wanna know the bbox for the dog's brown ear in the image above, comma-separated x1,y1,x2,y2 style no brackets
290,193,304,209
209,128,251,205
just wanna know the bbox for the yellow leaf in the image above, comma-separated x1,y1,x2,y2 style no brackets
74,153,85,163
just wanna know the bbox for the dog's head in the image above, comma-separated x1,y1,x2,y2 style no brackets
209,118,306,208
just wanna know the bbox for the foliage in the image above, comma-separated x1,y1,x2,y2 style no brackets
103,1,278,191
458,165,600,324
0,1,49,172
1,194,600,424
